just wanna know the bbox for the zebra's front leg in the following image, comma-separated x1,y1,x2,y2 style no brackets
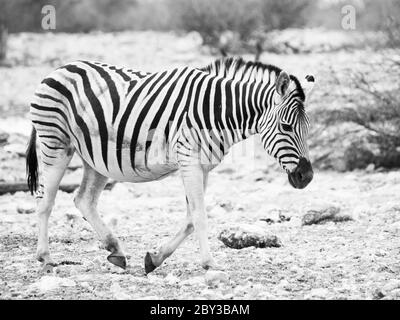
181,165,217,270
144,205,194,274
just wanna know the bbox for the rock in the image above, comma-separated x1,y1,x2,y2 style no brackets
277,279,290,290
372,289,385,299
200,288,224,299
260,209,291,224
218,224,282,249
302,207,352,225
223,293,234,299
181,276,206,287
80,282,92,290
365,163,375,172
65,212,81,227
164,273,180,285
218,200,235,212
30,276,76,292
382,279,400,293
147,274,163,284
17,203,35,214
289,265,303,274
114,290,132,300
306,288,330,299
0,131,9,146
4,143,26,157
205,270,229,286
233,285,248,297
389,288,400,298
110,282,132,300
249,283,266,296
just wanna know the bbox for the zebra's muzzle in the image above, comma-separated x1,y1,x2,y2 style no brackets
288,157,313,189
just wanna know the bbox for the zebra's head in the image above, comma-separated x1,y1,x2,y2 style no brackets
259,71,315,189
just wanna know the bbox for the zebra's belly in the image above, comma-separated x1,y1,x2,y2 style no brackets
89,160,179,183
76,132,180,183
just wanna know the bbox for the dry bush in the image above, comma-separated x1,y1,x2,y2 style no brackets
168,0,262,46
168,0,312,48
314,58,400,170
260,0,312,31
384,15,400,48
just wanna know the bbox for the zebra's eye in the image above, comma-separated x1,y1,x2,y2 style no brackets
281,123,293,132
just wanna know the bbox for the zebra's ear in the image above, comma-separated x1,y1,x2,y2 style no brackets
304,74,315,96
276,71,290,96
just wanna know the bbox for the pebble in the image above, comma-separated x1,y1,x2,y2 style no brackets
200,288,224,299
389,288,400,298
147,274,163,284
29,276,76,292
110,282,132,300
306,288,330,299
17,203,35,214
0,131,9,145
382,279,400,293
80,282,92,290
233,285,247,297
277,279,290,290
289,265,303,274
204,270,229,286
181,276,206,287
164,273,180,285
4,143,25,156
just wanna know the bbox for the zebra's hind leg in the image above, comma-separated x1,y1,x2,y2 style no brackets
36,147,74,273
74,161,127,269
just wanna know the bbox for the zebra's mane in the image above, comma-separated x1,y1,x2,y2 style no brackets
201,57,305,101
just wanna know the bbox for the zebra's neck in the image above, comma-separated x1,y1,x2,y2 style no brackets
208,75,275,146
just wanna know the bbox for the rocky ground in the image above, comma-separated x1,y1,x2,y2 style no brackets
1,156,400,300
0,30,399,300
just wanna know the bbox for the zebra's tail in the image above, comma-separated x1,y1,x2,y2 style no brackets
26,126,38,195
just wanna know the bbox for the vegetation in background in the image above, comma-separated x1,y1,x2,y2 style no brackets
314,57,400,171
0,1,398,38
168,0,262,46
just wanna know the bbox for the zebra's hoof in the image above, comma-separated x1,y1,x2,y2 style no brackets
144,252,157,274
41,262,56,274
107,254,127,269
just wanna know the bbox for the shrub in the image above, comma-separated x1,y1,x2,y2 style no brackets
316,58,400,170
168,0,262,46
260,0,312,30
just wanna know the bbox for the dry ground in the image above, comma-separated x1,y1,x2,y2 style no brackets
0,30,399,300
1,154,400,299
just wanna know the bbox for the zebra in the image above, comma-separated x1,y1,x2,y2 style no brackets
26,57,315,273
